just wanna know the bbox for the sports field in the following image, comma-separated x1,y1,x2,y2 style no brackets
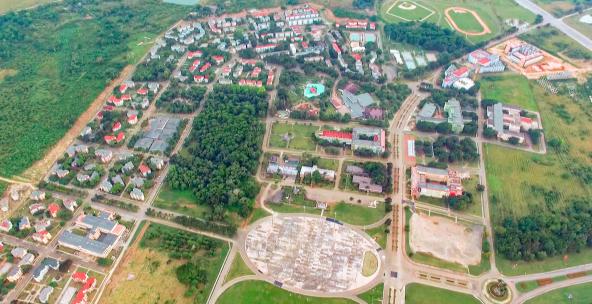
405,283,480,304
384,1,434,21
447,9,486,33
379,0,536,43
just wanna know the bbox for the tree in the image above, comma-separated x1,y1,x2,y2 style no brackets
529,129,542,145
534,14,544,24
483,126,497,139
435,122,452,134
311,170,322,185
97,257,113,267
508,137,521,145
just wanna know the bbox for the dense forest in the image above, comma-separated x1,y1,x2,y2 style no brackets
166,86,267,220
496,199,592,261
0,0,191,176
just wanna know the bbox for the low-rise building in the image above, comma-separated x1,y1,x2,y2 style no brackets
486,103,540,143
411,166,466,198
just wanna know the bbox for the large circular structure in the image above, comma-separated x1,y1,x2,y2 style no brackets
245,215,382,293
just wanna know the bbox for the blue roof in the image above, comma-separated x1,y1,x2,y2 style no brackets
59,231,114,256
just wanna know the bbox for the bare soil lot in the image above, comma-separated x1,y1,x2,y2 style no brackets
409,213,483,266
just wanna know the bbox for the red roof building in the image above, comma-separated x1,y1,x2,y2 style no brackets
332,42,342,54
127,114,138,125
187,50,203,59
139,164,151,176
189,60,201,73
121,94,132,101
104,135,116,144
115,132,125,143
136,87,148,95
119,84,127,94
319,130,353,142
452,66,469,78
112,121,122,132
48,203,60,218
200,62,211,73
266,70,275,86
301,41,309,49
72,272,88,283
212,55,224,64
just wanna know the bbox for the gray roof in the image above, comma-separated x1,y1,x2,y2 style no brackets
80,213,116,232
418,102,437,119
493,103,505,134
416,166,449,177
340,90,376,119
38,286,53,303
59,231,116,256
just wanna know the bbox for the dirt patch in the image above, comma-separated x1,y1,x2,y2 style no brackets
566,272,587,279
0,69,17,81
536,278,553,286
409,213,483,266
21,65,135,182
362,251,378,276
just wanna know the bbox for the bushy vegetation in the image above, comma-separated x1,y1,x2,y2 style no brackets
496,199,592,261
166,85,267,221
383,22,477,64
156,82,207,113
0,0,190,176
140,223,228,301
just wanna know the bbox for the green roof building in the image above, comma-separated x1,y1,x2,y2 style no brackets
444,98,464,134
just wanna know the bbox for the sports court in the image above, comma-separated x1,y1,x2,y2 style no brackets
386,0,435,22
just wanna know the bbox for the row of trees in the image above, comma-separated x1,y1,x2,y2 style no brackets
166,86,267,220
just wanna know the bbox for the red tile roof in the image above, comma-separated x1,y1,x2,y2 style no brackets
112,121,122,132
72,272,88,283
453,66,469,77
119,84,127,93
321,130,352,140
48,203,60,216
116,132,125,143
136,88,148,95
139,164,151,175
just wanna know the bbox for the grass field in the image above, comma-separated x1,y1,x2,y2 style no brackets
379,0,536,43
269,200,386,226
532,0,584,17
405,283,480,304
0,1,189,177
448,10,486,33
564,13,592,44
269,122,319,151
224,254,254,284
524,282,592,304
484,77,592,275
365,225,388,249
217,280,356,304
153,186,210,219
248,207,270,225
520,26,592,65
480,74,538,111
0,0,55,14
358,283,384,304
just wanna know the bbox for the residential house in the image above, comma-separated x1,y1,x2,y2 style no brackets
30,190,46,201
48,203,60,218
130,188,145,201
63,199,78,211
0,219,13,232
38,286,54,304
32,230,52,244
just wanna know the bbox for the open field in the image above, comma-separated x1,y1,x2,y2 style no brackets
153,186,210,219
379,0,536,43
217,280,356,304
0,0,55,14
100,223,230,304
365,225,388,249
247,207,270,224
269,122,319,151
485,77,592,274
446,7,489,35
224,254,254,284
564,13,592,42
409,213,483,267
358,283,384,304
520,26,592,66
532,0,586,17
480,74,538,111
0,1,189,178
405,283,480,304
524,282,592,304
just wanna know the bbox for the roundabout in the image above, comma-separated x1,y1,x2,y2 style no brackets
243,215,383,294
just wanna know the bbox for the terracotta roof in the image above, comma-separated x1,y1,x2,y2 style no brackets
321,130,352,140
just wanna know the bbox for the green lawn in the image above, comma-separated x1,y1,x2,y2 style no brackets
405,283,480,304
364,225,388,249
223,254,254,284
153,186,210,219
448,10,485,33
358,283,384,304
330,202,386,226
217,280,356,304
248,207,270,225
524,282,592,304
480,74,538,111
124,32,157,64
269,122,318,151
520,26,592,65
516,280,540,293
0,182,7,197
496,248,592,276
317,158,339,171
531,0,584,17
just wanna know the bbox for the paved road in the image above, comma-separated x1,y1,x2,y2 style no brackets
514,0,592,51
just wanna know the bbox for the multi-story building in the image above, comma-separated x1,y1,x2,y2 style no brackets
505,42,544,67
411,166,467,198
486,103,540,143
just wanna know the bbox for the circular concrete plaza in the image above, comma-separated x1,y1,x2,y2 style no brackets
245,215,382,294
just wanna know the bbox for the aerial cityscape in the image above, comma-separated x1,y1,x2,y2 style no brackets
0,0,591,303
